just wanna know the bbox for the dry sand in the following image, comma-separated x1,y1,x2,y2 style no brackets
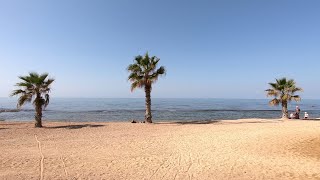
0,119,319,180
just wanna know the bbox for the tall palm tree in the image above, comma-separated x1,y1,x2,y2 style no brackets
265,77,303,119
11,72,54,127
127,53,166,123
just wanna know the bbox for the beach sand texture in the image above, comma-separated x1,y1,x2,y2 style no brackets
0,119,319,180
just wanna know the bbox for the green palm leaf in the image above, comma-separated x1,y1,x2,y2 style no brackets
127,52,166,123
265,77,303,119
127,53,166,91
11,72,55,127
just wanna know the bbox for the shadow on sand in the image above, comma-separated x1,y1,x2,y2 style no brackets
157,119,280,125
46,124,105,129
300,119,320,121
164,120,220,125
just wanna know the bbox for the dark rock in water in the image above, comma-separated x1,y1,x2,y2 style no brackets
131,120,137,123
140,121,145,123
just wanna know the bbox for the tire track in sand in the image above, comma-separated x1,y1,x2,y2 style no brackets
34,134,44,180
148,153,174,180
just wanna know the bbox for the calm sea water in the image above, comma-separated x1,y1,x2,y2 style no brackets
1,98,320,122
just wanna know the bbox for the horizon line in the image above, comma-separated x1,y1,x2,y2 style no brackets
1,97,320,100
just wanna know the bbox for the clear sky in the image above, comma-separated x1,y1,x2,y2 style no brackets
0,0,319,98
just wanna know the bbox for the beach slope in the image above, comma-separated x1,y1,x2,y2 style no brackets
0,119,319,179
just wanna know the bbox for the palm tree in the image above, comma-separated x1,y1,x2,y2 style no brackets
11,72,54,127
127,53,166,123
265,77,303,119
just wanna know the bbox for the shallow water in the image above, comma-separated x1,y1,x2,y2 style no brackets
1,98,319,122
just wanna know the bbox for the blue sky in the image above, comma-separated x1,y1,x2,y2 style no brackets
0,0,319,98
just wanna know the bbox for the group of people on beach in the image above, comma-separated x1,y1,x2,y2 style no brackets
289,106,309,119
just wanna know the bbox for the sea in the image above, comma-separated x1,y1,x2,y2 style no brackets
1,98,320,122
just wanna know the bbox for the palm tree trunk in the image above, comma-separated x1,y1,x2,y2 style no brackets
34,94,43,128
281,102,288,119
35,105,43,127
145,86,152,123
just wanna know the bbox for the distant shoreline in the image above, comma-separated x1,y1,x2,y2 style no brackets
1,118,320,124
1,98,320,121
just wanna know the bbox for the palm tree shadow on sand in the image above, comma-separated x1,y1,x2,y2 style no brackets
45,124,105,129
157,120,280,125
162,120,221,125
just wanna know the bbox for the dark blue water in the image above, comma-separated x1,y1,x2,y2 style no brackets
1,98,320,122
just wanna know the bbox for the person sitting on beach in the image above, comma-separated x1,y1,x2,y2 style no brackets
290,113,294,119
304,112,309,119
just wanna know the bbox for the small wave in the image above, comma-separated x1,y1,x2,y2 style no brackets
168,110,177,112
42,109,146,113
0,108,36,113
5,109,317,114
194,109,281,112
0,109,20,113
38,109,280,113
148,109,282,113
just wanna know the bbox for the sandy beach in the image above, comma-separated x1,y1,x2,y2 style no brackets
0,119,319,180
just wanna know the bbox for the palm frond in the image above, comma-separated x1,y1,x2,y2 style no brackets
128,73,143,82
18,76,31,83
127,53,166,92
291,95,301,102
134,55,143,64
149,66,166,83
46,78,55,85
44,94,50,108
265,89,278,97
156,66,166,75
11,89,25,97
15,82,33,88
17,94,32,108
268,83,278,90
269,98,280,106
127,64,142,73
292,87,303,93
266,77,302,108
39,73,49,82
130,80,145,92
12,72,54,108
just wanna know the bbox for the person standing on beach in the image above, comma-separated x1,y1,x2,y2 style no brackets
295,106,301,119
